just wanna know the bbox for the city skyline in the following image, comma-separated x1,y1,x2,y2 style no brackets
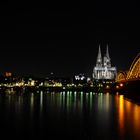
1,1,140,140
0,1,140,77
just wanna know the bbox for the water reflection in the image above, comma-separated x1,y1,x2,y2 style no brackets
117,95,125,139
40,91,43,118
115,93,140,140
30,93,34,116
105,92,110,112
0,91,140,139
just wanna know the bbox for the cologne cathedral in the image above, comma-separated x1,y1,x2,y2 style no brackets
93,45,117,80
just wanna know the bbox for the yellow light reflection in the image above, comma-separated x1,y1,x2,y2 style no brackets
105,93,110,112
133,105,140,134
117,94,140,139
118,95,124,138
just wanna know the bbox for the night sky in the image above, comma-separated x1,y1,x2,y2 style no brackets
0,1,140,77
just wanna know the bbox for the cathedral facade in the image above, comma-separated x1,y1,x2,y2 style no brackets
93,45,117,80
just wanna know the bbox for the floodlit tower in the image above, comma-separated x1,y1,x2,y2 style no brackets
96,45,102,67
104,44,111,67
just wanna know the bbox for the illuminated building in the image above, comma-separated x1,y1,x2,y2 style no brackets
75,74,85,80
93,45,117,80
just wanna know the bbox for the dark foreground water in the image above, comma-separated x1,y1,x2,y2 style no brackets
0,91,140,140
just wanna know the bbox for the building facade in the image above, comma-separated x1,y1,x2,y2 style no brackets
93,45,117,80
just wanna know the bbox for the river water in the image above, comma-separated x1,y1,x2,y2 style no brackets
0,91,140,140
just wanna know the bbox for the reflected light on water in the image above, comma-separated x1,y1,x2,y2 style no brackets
105,92,110,112
30,93,34,120
31,93,34,108
117,94,140,140
133,105,140,135
118,95,124,139
125,99,140,138
98,93,103,110
1,91,140,139
40,91,43,114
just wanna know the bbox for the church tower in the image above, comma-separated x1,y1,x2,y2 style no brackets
96,45,102,67
103,45,111,67
93,44,117,80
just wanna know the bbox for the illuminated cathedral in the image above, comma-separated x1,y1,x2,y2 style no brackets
93,45,117,80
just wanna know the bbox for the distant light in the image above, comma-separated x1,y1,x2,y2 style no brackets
87,77,91,82
16,83,19,86
31,80,35,86
106,85,110,89
120,83,124,87
40,82,43,86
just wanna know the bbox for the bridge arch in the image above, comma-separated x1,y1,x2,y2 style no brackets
116,71,127,82
127,53,140,80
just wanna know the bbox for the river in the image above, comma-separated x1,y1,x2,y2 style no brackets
0,91,140,140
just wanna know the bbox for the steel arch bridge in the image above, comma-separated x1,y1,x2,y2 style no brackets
116,53,140,82
116,71,127,82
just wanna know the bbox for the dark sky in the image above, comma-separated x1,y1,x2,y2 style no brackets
0,1,140,77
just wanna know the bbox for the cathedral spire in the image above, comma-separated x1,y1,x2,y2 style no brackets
97,45,102,59
104,44,111,67
106,44,110,59
96,45,102,66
